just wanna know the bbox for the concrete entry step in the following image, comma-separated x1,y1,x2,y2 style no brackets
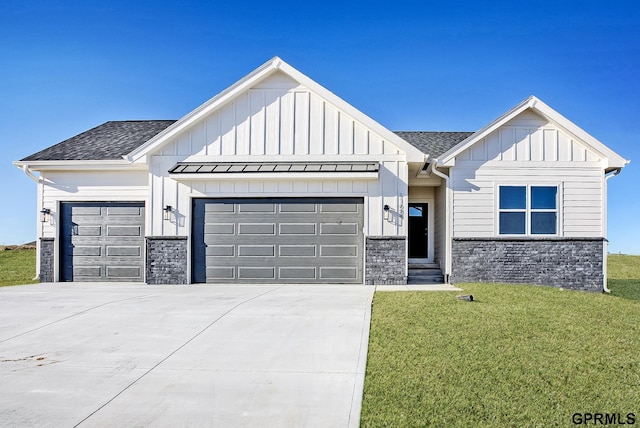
408,262,439,269
408,267,444,284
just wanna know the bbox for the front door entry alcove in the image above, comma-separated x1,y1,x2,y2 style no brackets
408,203,428,260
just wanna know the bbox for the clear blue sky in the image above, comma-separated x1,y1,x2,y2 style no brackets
1,0,638,253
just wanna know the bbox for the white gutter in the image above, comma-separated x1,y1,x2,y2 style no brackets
602,167,623,293
427,159,452,283
20,164,42,182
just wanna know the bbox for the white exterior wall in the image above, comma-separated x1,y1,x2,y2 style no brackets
38,169,149,239
451,113,605,238
147,72,409,240
149,157,408,239
433,184,446,268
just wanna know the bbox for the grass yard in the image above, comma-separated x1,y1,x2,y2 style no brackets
608,254,640,300
361,255,640,427
0,247,39,286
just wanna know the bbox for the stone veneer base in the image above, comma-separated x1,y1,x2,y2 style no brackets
39,237,55,283
146,236,188,285
365,236,407,285
451,237,604,292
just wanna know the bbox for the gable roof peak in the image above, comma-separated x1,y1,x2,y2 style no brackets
126,57,425,162
437,95,629,169
271,56,283,68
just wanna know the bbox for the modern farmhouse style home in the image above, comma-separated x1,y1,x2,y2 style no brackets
14,57,629,291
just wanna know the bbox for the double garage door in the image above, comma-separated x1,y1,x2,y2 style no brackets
60,202,145,282
192,198,364,284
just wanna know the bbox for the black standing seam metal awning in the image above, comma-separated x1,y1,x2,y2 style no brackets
168,161,380,174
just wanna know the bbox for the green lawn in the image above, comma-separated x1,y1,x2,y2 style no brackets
361,255,640,427
608,254,640,300
0,248,39,286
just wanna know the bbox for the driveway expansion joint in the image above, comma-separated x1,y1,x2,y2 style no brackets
73,286,283,427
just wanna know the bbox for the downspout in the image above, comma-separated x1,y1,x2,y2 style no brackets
21,164,42,183
18,164,43,281
603,168,622,293
428,159,452,283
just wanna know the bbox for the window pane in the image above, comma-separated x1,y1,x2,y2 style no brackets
499,212,526,234
409,206,423,217
500,186,526,209
531,186,557,209
531,212,557,234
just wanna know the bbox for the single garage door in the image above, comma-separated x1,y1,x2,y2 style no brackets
192,198,364,284
60,202,145,282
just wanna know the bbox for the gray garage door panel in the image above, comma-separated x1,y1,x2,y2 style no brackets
60,202,145,282
193,198,364,284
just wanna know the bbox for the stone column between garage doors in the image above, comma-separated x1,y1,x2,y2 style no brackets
365,236,407,285
145,236,188,284
39,237,54,283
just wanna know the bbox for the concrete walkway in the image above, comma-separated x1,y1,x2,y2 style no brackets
0,283,374,427
376,283,462,291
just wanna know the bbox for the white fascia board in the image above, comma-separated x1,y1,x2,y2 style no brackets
13,160,148,171
438,95,630,169
169,172,379,181
126,57,283,163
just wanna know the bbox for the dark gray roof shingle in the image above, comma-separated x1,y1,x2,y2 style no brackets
21,120,177,161
21,121,475,162
394,131,474,157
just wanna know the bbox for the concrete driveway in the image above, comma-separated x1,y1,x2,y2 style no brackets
0,283,374,427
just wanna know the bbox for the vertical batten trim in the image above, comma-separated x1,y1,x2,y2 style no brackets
321,100,326,154
276,95,282,155
262,91,267,155
149,170,154,235
336,111,341,155
352,118,356,154
204,118,209,156
232,100,237,156
291,91,297,154
247,92,253,155
307,91,311,155
174,179,179,236
217,111,222,155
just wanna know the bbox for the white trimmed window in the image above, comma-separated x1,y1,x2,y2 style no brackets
498,185,558,235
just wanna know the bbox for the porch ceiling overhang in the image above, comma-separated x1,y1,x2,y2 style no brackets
168,161,380,180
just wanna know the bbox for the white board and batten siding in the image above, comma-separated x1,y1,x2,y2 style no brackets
38,170,149,238
150,158,407,239
149,72,409,238
452,113,605,238
157,72,402,158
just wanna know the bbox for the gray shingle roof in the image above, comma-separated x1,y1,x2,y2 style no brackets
20,121,475,162
21,120,177,161
394,131,474,157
